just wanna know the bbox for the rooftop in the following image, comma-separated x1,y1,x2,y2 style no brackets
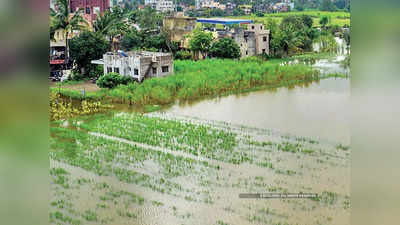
196,18,253,25
105,51,172,58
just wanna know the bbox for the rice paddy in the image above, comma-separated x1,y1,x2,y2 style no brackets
50,112,350,225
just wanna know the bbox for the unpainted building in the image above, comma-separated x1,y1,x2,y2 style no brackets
247,23,270,55
214,23,270,58
163,16,197,48
99,51,174,82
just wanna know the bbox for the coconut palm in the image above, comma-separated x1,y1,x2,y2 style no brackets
50,0,88,58
93,10,115,36
93,7,130,51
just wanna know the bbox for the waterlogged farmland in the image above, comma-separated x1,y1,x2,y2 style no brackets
50,112,350,225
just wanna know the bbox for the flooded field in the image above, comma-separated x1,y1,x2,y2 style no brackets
50,112,350,225
165,77,349,144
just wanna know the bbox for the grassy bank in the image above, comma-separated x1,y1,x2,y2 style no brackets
230,11,350,27
51,57,320,107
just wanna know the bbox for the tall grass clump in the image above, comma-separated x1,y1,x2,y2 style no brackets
56,58,319,107
110,58,318,106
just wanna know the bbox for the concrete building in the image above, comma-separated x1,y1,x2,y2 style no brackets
69,0,110,21
225,2,236,15
247,23,270,55
93,51,174,82
238,5,252,15
163,16,197,48
198,0,226,10
145,0,175,12
229,24,270,57
272,1,294,12
196,18,270,58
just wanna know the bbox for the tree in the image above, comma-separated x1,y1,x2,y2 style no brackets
189,29,213,59
210,8,226,17
136,6,162,31
233,8,245,16
267,15,318,57
50,0,88,59
69,31,109,76
120,29,142,51
320,0,336,11
301,15,313,28
256,11,265,17
295,4,304,11
93,10,115,36
319,15,329,28
210,38,241,59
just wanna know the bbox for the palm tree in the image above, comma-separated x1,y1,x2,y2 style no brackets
50,0,88,59
93,10,115,36
93,7,130,51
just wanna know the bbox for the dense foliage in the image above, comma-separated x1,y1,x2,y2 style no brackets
210,38,241,59
50,0,88,58
96,73,133,89
267,15,318,57
189,29,214,59
69,31,109,75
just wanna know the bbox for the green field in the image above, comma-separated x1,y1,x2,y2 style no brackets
51,57,321,109
230,11,350,27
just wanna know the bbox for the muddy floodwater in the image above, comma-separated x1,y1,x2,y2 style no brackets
165,77,349,144
50,111,350,225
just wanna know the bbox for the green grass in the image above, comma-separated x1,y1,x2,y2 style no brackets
52,57,320,109
230,10,350,27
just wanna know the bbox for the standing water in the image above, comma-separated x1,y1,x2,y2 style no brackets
165,38,350,144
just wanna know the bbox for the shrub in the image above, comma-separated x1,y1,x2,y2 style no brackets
89,65,104,78
210,38,241,59
256,12,264,17
174,50,192,60
96,72,133,89
120,75,134,85
70,70,85,81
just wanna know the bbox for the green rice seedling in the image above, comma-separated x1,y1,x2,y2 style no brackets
336,144,350,151
151,200,164,206
82,210,97,221
50,211,81,225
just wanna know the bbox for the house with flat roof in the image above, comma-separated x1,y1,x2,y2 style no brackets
92,51,174,82
196,18,270,58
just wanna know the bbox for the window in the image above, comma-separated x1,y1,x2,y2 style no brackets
260,25,263,29
93,7,100,15
134,69,139,75
246,51,248,55
262,49,266,54
114,68,119,74
86,7,91,14
263,36,267,42
251,26,254,29
107,67,112,73
152,67,157,74
162,66,169,73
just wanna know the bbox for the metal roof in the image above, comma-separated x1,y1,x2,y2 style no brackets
196,18,253,25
